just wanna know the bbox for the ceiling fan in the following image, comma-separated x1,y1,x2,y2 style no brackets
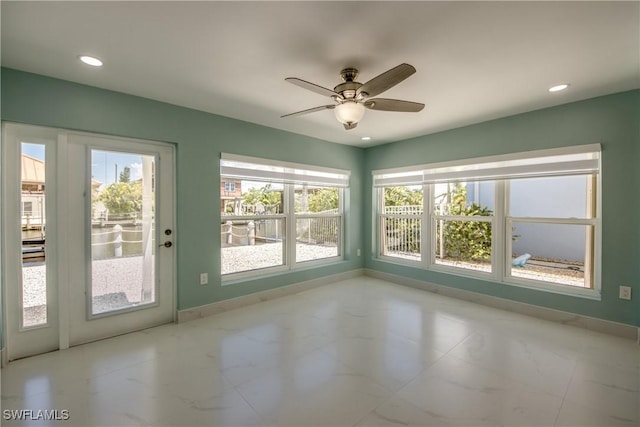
281,63,425,130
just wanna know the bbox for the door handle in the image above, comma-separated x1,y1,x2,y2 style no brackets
159,241,173,248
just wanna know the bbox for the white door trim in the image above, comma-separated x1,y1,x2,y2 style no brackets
1,122,177,361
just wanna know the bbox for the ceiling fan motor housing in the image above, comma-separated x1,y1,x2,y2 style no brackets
335,68,366,100
334,81,363,100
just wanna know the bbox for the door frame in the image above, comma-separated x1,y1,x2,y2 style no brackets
1,123,177,364
2,124,61,363
66,132,176,346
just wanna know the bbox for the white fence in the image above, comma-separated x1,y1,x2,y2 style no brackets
222,219,282,247
222,209,339,248
381,216,421,256
384,205,422,215
91,225,145,259
296,216,339,246
381,205,422,256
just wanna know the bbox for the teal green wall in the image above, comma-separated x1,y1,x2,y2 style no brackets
0,68,365,316
1,67,638,355
364,90,640,327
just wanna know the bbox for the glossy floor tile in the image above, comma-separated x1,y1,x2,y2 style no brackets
1,277,638,426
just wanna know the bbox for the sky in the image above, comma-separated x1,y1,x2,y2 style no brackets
22,143,44,160
91,150,144,186
22,143,147,187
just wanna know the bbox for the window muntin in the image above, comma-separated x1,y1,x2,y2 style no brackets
379,186,423,261
372,145,600,296
221,156,347,279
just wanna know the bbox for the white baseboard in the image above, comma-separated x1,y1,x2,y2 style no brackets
178,269,364,323
365,269,639,341
177,266,637,342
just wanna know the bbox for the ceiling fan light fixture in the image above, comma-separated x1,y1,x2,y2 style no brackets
334,101,365,125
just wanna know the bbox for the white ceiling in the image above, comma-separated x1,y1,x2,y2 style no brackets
2,1,639,147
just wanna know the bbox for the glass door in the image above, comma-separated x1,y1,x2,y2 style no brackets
2,124,175,361
89,150,157,316
66,133,175,346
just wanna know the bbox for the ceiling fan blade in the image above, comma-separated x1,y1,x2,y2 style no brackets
358,63,416,98
281,105,335,118
364,98,425,112
343,122,358,130
285,77,339,98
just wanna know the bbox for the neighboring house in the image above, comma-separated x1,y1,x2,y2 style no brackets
220,179,242,214
21,154,45,230
22,154,105,229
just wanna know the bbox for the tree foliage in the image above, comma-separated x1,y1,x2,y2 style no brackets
308,188,339,212
242,184,282,213
119,166,131,183
98,181,142,215
383,186,422,207
437,183,492,261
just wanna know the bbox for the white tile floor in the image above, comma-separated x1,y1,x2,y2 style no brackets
1,276,639,426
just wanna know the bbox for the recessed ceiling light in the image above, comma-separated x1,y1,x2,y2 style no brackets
79,55,103,67
549,84,569,92
361,136,372,141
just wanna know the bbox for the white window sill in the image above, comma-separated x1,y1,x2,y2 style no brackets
375,256,601,301
222,256,345,286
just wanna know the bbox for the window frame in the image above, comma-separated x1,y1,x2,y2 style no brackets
377,185,425,264
294,185,344,264
220,155,348,282
373,145,601,300
22,201,34,216
504,175,599,295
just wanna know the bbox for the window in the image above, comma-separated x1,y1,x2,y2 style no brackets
221,180,285,275
507,175,596,288
221,154,348,279
373,144,601,298
22,201,33,216
294,185,341,263
433,181,494,274
224,181,236,192
379,185,423,261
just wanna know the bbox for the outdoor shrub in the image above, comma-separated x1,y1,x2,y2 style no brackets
437,183,492,261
